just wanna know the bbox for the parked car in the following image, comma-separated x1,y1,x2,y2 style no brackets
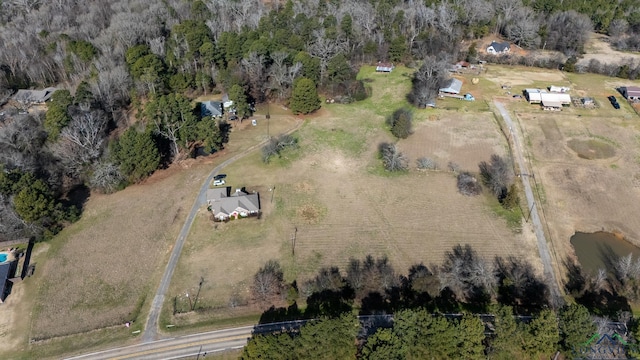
213,179,225,186
608,95,621,109
214,174,226,180
512,94,522,99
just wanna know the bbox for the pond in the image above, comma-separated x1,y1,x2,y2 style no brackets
570,231,640,274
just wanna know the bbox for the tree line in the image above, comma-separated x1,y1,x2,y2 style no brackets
242,299,600,359
240,247,640,358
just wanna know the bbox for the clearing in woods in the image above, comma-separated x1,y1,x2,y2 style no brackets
165,66,540,327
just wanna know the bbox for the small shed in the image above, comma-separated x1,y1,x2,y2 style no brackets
549,85,570,93
375,62,394,72
581,97,594,105
439,78,463,94
624,86,640,101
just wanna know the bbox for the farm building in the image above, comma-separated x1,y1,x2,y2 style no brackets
524,89,571,105
524,89,544,103
486,41,510,55
581,97,594,106
375,62,394,72
439,78,463,94
201,101,223,118
623,86,640,101
13,87,58,104
549,85,570,93
206,187,260,221
542,99,562,110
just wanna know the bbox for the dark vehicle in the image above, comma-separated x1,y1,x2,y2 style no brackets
608,96,620,109
214,174,227,180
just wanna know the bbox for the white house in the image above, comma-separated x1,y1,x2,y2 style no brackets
486,41,510,55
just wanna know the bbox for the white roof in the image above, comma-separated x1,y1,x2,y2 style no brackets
542,100,562,108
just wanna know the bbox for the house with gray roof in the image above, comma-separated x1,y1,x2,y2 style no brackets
0,260,16,303
13,87,58,104
486,41,510,55
201,100,224,118
439,78,463,95
206,187,260,221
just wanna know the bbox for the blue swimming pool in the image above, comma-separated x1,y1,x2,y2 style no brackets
0,253,7,263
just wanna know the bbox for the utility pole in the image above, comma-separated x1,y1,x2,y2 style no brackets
271,186,275,203
193,277,204,311
291,226,297,256
266,103,271,139
525,202,535,223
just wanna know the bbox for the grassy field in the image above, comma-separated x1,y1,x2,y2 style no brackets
483,65,640,285
164,66,539,328
0,111,299,358
11,62,636,357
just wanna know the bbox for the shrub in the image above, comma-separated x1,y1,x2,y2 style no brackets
417,157,437,170
387,108,413,139
457,171,482,196
262,134,298,163
379,143,408,172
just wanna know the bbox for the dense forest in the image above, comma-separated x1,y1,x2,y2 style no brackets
0,0,639,240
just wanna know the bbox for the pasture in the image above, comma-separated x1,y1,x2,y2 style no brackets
165,66,539,327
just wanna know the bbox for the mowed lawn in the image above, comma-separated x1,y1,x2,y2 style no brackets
166,66,539,327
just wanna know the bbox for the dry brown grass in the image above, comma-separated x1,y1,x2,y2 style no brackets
30,163,212,340
15,113,300,345
167,95,539,326
517,110,640,267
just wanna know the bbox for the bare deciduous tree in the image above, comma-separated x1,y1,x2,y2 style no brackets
89,161,123,194
379,142,408,172
51,109,108,177
457,171,482,196
252,260,284,301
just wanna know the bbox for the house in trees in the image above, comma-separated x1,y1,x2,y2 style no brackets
622,86,640,101
13,87,58,105
439,78,463,95
201,101,223,118
206,187,260,221
486,41,510,55
375,62,394,72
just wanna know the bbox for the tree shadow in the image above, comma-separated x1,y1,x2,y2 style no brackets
434,287,461,313
563,256,631,317
495,256,549,314
359,291,391,315
60,184,90,214
258,302,303,324
304,288,354,318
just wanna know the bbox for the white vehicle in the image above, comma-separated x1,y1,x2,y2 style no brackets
213,179,226,186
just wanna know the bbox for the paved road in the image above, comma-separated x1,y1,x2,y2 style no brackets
67,326,253,360
142,120,303,343
494,101,562,305
66,321,313,360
